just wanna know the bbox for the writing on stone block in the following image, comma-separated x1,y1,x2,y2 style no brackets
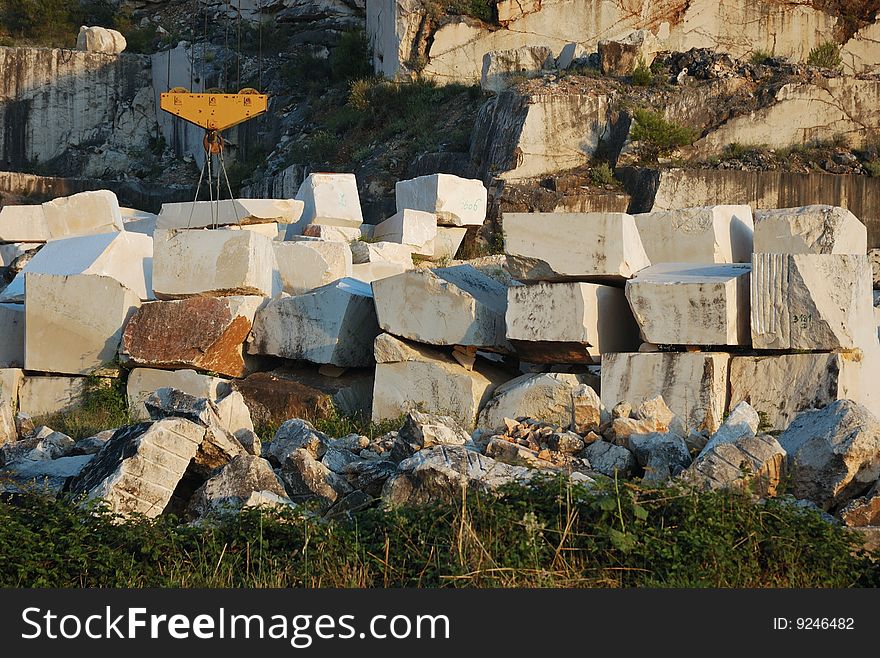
461,200,481,212
792,313,814,329
338,192,347,207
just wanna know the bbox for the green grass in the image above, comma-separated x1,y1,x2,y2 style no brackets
1,479,877,587
33,374,130,440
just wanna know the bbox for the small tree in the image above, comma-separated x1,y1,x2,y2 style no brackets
630,108,697,161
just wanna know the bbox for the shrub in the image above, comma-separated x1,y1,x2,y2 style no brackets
590,162,615,186
631,58,653,86
867,160,880,177
806,41,842,69
750,50,773,65
330,30,372,82
630,108,697,161
424,0,497,23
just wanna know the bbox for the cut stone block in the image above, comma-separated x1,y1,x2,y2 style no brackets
273,240,352,295
753,205,867,255
371,209,437,256
504,212,650,282
127,368,232,421
751,253,874,350
351,261,410,283
477,372,586,431
121,296,265,378
156,198,304,230
625,263,751,346
0,303,24,368
395,174,487,227
372,265,509,350
249,278,380,367
18,376,89,417
0,205,50,242
506,281,639,363
152,228,275,299
350,241,414,267
633,205,754,264
0,231,153,302
68,419,206,518
372,334,509,429
295,173,363,228
728,352,870,432
25,274,140,375
429,226,468,262
601,352,730,433
41,190,124,239
299,224,362,242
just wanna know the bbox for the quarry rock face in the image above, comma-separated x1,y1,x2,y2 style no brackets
599,29,662,76
152,228,276,299
25,273,141,375
121,296,264,378
273,240,353,295
395,174,487,227
754,206,868,255
625,263,751,346
504,212,650,282
76,26,127,54
506,281,640,363
372,265,509,350
633,206,754,265
481,46,554,92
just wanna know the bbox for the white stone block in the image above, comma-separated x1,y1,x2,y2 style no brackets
18,376,88,417
625,263,751,346
294,173,363,228
350,241,414,267
0,304,24,368
156,198,304,230
633,205,754,264
25,274,140,375
371,209,437,256
0,231,153,302
372,265,509,349
121,208,157,236
753,205,867,255
506,281,640,362
396,174,487,227
297,224,362,242
350,261,410,284
249,278,380,367
751,253,874,350
427,226,468,262
152,228,276,299
504,212,650,282
601,352,730,433
127,368,233,422
76,25,127,54
41,190,124,239
273,240,352,295
0,205,50,242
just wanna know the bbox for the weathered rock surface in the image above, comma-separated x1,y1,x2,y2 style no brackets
0,304,24,368
121,295,264,378
41,190,125,239
395,174,486,227
633,206,753,265
350,241,414,268
152,228,275,299
127,368,232,422
599,29,661,76
477,372,585,431
372,265,508,350
753,206,867,255
572,384,608,434
263,419,331,467
778,400,880,510
703,401,759,453
751,253,874,350
392,411,470,462
68,419,205,518
17,376,89,417
481,45,554,92
157,198,304,230
583,440,637,478
294,173,363,228
249,278,379,367
629,432,692,484
0,454,94,493
371,209,437,255
839,482,880,527
186,454,288,518
687,434,786,497
25,274,140,375
76,25,127,53
601,352,730,433
626,263,751,346
273,240,353,295
504,212,650,282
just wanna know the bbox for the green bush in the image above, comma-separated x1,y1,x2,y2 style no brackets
750,50,773,65
590,162,615,186
630,58,653,86
806,41,842,69
867,160,880,177
330,30,373,82
630,108,697,161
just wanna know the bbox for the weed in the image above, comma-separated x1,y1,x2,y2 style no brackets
750,50,773,66
806,41,842,69
866,160,880,177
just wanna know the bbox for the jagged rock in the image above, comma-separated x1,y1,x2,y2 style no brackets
350,241,414,268
121,296,264,378
839,483,880,527
504,212,650,282
0,231,153,302
157,198,304,230
477,372,585,431
506,281,640,362
625,263,751,346
68,419,206,518
481,46,554,92
273,240,353,295
76,25,126,53
72,430,115,456
234,429,261,457
213,390,255,436
249,278,379,367
583,441,637,478
0,454,94,493
750,253,874,350
294,173,363,229
391,410,470,462
152,228,275,299
25,273,140,375
321,446,363,474
753,206,867,255
126,368,232,421
372,265,508,350
263,419,331,467
485,438,558,470
572,384,608,434
371,209,437,256
778,400,880,510
629,432,692,484
382,446,535,506
341,459,397,497
601,352,730,433
186,454,289,518
633,206,753,264
598,29,661,76
277,448,352,509
703,401,759,453
0,430,74,466
686,434,786,497
395,174,487,227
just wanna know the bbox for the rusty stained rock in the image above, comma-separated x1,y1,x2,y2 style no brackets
121,296,264,378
